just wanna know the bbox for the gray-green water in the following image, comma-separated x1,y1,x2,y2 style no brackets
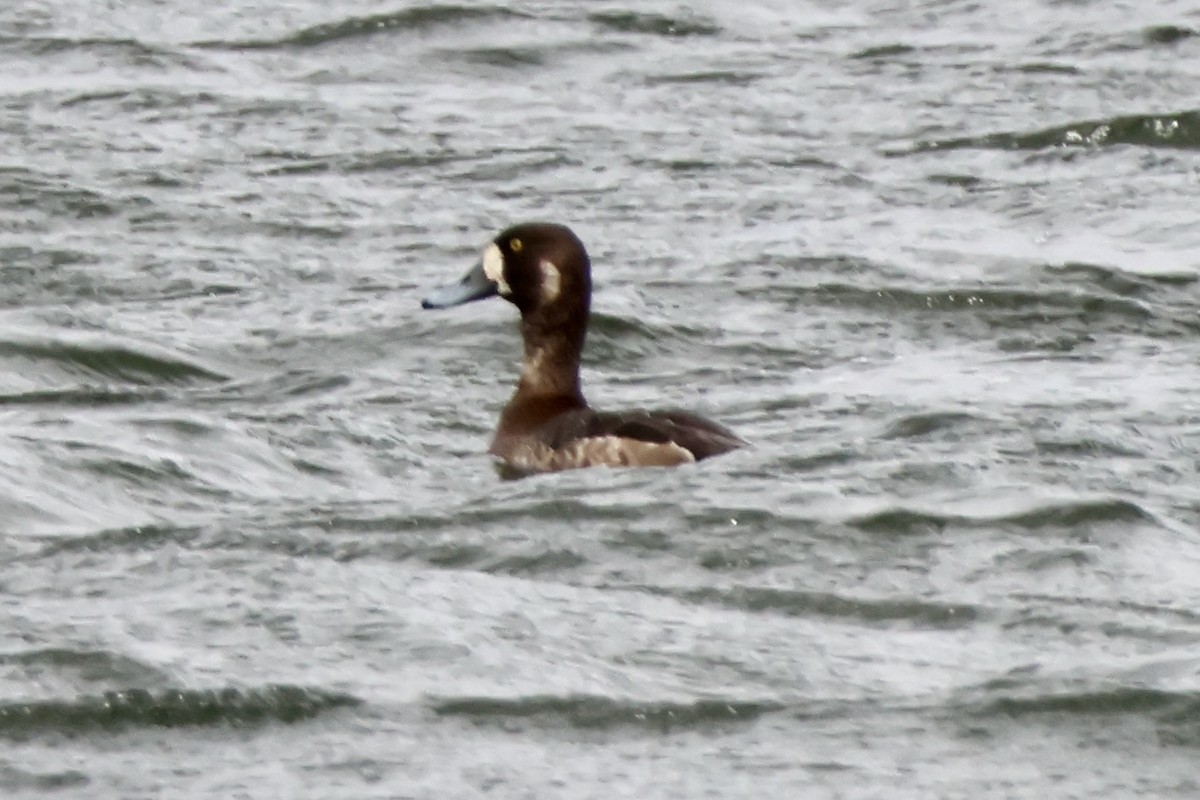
3,1,1200,797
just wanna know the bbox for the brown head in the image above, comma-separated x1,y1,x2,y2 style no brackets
423,223,590,323
422,222,593,406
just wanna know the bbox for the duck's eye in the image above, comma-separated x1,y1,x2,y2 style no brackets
509,238,523,253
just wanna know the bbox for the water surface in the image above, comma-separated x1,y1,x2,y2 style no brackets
2,1,1200,797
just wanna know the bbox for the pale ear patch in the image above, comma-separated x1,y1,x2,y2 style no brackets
539,260,561,303
482,243,511,296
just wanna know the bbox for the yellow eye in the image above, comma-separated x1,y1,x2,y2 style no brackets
510,238,523,253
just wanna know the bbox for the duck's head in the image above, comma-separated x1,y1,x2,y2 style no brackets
422,223,591,326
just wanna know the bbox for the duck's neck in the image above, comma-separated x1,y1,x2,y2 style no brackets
497,317,587,433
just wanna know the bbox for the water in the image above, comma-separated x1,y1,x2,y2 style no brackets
2,0,1200,796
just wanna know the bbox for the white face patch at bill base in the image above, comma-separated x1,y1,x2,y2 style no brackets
482,243,511,296
539,260,561,303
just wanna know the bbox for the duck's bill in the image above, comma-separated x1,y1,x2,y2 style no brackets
421,262,498,309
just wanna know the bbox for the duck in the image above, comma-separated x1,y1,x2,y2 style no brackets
421,222,745,472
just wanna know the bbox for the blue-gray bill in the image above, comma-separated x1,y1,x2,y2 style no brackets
421,262,497,309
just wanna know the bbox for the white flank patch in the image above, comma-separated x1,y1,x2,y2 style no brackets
482,243,511,296
500,435,695,472
561,436,695,469
525,434,696,472
539,259,561,303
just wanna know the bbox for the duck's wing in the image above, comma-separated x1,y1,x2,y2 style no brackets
612,409,746,461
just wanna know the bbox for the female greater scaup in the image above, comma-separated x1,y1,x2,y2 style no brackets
422,222,745,472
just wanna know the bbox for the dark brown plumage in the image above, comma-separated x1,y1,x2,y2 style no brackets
422,222,745,472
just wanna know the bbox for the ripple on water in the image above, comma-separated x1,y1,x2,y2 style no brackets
587,10,721,38
0,336,224,387
966,677,1200,746
192,6,531,50
646,584,983,629
845,496,1158,535
902,110,1200,153
431,694,779,733
0,686,360,737
0,167,126,223
0,765,89,792
0,647,172,690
